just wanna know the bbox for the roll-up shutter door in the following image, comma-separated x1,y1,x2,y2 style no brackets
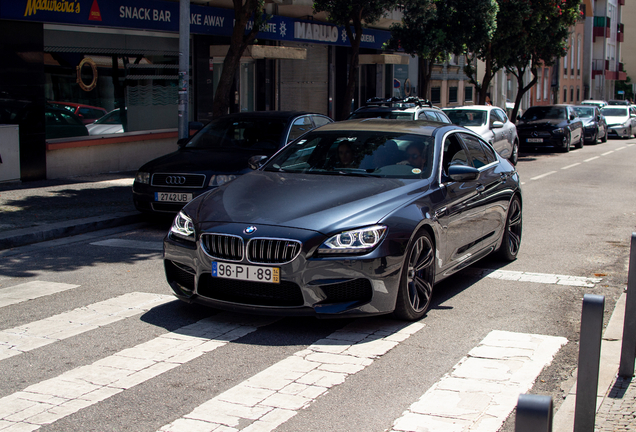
279,42,328,115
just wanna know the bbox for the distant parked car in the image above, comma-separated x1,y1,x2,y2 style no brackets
48,101,107,125
607,100,630,106
45,106,89,139
581,100,608,109
86,108,126,135
443,105,519,165
348,97,452,123
133,111,333,214
573,105,608,144
601,105,636,139
516,105,584,152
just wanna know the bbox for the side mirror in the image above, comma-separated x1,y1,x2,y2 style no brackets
448,165,480,182
569,114,576,120
177,137,190,147
492,120,504,129
188,121,204,135
248,155,268,170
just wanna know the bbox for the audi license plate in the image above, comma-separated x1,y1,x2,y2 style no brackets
155,192,192,202
526,138,543,143
212,261,280,284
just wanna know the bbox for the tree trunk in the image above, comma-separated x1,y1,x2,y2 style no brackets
337,20,363,121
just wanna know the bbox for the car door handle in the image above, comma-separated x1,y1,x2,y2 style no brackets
476,184,485,193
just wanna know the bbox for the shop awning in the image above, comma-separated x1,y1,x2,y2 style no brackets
359,54,410,65
209,45,307,60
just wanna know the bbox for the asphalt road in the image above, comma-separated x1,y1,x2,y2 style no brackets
0,137,634,432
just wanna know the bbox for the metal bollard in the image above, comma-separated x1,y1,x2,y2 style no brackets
515,394,553,432
573,294,605,432
619,233,636,377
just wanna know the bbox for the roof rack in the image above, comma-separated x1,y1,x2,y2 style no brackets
364,96,433,108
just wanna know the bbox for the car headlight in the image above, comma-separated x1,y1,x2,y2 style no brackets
170,211,195,240
209,174,237,187
135,171,150,184
552,128,565,135
319,225,387,254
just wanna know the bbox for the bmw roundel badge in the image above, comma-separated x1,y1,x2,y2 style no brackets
244,226,257,235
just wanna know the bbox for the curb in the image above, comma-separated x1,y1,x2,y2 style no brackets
0,212,145,250
553,292,626,431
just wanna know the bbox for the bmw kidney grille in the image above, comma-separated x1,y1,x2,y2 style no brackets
201,234,302,264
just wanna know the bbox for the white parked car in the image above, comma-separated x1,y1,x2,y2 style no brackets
600,106,636,139
86,108,126,135
443,105,519,165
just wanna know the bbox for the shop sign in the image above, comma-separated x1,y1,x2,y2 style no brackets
0,0,390,50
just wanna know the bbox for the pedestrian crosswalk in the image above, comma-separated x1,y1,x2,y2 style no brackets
0,280,569,432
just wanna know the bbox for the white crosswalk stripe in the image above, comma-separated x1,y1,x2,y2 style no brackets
0,292,174,361
390,330,567,431
158,319,425,432
0,314,278,431
467,268,602,287
0,281,79,308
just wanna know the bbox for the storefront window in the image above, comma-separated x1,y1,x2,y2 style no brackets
43,26,183,139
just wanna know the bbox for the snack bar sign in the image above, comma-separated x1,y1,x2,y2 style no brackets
0,0,390,49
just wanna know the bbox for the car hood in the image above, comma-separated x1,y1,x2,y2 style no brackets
189,170,430,234
516,119,566,129
462,125,492,139
140,148,271,174
86,124,123,135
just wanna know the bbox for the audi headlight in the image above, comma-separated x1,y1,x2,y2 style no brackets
135,171,150,184
170,211,195,240
209,174,237,187
552,128,565,135
319,225,387,254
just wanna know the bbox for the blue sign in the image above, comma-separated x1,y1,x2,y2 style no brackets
0,0,391,49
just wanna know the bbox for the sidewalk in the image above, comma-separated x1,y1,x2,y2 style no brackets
0,173,635,431
0,172,144,250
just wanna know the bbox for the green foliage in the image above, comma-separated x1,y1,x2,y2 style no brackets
314,0,398,27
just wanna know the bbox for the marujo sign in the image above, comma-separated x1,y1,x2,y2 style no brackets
1,0,390,50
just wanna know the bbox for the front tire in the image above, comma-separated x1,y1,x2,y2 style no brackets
575,132,584,149
601,127,608,143
393,230,435,321
498,195,522,261
561,133,571,152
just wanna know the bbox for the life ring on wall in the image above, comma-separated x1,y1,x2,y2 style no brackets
404,78,412,96
76,58,98,92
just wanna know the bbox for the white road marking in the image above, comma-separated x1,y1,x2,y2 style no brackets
390,330,567,432
601,150,614,156
466,268,602,287
0,292,174,361
0,314,278,431
90,239,163,251
628,144,635,147
157,319,425,432
529,171,556,181
0,281,79,308
561,162,581,170
615,146,626,151
584,156,600,162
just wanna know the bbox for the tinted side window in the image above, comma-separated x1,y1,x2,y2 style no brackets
288,116,313,142
312,116,332,127
442,133,469,175
459,133,490,168
491,109,507,123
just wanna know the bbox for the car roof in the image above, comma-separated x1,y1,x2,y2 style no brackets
443,105,500,110
307,118,451,135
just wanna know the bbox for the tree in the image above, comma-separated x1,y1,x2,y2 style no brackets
387,0,497,100
499,0,582,120
212,0,269,117
314,0,399,120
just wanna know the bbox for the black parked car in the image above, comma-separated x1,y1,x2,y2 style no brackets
573,105,608,144
163,119,522,321
133,111,333,214
516,105,584,152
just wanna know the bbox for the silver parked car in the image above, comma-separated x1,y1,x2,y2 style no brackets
443,105,519,165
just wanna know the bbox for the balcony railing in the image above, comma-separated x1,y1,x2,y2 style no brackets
592,59,627,81
617,23,624,42
594,16,611,41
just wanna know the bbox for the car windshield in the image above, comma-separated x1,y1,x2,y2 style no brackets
444,110,487,126
601,107,628,117
522,107,567,120
94,109,124,124
185,117,287,150
264,130,435,179
574,107,595,118
349,111,415,120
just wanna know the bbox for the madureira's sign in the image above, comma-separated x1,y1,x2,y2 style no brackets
1,0,390,50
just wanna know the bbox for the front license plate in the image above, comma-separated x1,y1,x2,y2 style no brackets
212,262,280,284
155,192,192,202
526,138,543,143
